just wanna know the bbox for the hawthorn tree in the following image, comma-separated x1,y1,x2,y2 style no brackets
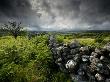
3,21,23,39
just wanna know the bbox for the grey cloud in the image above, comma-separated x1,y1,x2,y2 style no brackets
0,0,110,30
32,0,110,30
0,0,32,18
0,0,40,28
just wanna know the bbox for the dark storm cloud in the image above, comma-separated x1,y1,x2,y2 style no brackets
0,0,32,17
80,0,110,23
79,0,110,30
0,0,40,28
0,0,110,30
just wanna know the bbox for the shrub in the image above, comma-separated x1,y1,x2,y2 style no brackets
0,35,70,82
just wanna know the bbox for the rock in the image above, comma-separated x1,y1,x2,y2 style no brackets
95,48,102,54
62,47,70,53
55,58,62,64
82,64,88,70
62,52,67,56
74,54,81,62
65,60,77,71
70,74,78,82
63,44,68,47
67,55,74,59
78,69,85,76
59,64,67,73
89,58,100,73
109,53,110,57
89,76,96,82
57,63,62,66
97,63,103,68
57,58,62,62
82,55,90,62
91,52,99,58
107,64,110,70
56,46,63,55
106,78,110,82
95,73,104,81
69,40,80,49
97,65,110,75
53,43,58,47
103,43,110,51
96,63,103,72
100,56,109,63
51,48,57,55
80,46,89,52
59,43,64,46
89,55,94,62
70,48,79,55
56,46,63,51
100,56,105,61
102,68,109,75
77,68,88,82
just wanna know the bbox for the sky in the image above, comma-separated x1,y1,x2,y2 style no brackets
0,0,110,31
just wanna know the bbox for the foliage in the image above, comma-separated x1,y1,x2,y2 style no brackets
0,35,71,82
94,33,104,43
56,34,64,43
56,32,110,48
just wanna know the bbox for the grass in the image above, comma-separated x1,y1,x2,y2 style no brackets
56,33,110,48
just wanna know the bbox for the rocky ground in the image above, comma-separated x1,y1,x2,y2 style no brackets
48,35,110,82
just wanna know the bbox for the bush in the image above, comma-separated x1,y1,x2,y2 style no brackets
56,35,64,43
95,36,104,43
0,35,70,82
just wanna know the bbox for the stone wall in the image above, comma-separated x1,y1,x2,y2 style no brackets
48,35,110,82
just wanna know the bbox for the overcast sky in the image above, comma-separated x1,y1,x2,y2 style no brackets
0,0,110,31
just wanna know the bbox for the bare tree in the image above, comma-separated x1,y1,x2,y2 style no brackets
2,21,23,39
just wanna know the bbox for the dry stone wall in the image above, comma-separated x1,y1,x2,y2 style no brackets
48,35,110,82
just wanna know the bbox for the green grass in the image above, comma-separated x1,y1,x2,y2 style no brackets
56,33,110,48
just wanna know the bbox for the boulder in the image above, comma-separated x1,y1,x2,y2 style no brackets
80,46,89,53
91,52,99,58
100,56,105,61
77,68,89,82
69,40,80,49
81,55,90,62
103,42,110,51
95,73,105,81
95,48,102,54
70,48,79,55
65,60,77,72
74,54,81,62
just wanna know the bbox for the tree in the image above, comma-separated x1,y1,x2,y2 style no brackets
2,21,23,39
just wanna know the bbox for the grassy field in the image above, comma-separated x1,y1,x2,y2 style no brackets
56,32,110,48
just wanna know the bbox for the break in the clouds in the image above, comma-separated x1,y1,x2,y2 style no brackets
0,0,110,31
